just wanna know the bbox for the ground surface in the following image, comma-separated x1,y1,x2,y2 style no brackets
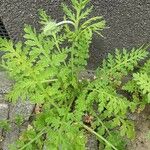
127,106,150,150
0,72,33,150
0,72,150,150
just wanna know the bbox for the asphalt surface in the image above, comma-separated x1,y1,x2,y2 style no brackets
0,0,150,68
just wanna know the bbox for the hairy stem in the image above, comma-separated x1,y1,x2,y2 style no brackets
52,33,67,66
95,114,111,135
19,127,46,150
82,124,118,150
57,20,74,26
41,79,58,83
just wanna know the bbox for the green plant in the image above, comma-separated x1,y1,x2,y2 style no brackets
147,130,150,140
14,115,24,126
123,59,150,108
0,0,149,150
0,120,10,132
0,114,24,129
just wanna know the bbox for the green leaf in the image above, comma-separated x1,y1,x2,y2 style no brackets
51,52,67,66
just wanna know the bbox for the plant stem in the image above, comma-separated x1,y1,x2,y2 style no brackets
57,20,74,26
41,79,58,83
37,85,60,112
52,33,67,66
58,97,75,144
19,127,46,150
70,5,81,77
71,47,74,77
82,124,118,150
52,34,61,53
74,6,80,31
95,113,111,135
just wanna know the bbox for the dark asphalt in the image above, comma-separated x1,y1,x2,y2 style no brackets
0,0,150,68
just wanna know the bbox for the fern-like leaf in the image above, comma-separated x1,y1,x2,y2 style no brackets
133,73,150,102
97,47,149,84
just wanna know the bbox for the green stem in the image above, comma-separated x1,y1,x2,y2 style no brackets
58,97,75,145
38,85,60,112
43,96,60,118
52,33,67,66
71,8,80,77
41,79,58,83
52,34,61,53
71,48,74,77
74,6,80,31
94,113,111,135
82,124,118,150
57,20,74,26
19,127,46,150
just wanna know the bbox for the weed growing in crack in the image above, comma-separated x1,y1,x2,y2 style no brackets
0,0,149,149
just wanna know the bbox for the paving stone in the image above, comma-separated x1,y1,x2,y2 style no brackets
1,100,34,150
0,72,34,149
0,95,9,150
86,133,98,150
0,71,34,120
2,123,19,150
0,102,8,122
0,72,13,94
0,95,9,140
9,99,34,121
